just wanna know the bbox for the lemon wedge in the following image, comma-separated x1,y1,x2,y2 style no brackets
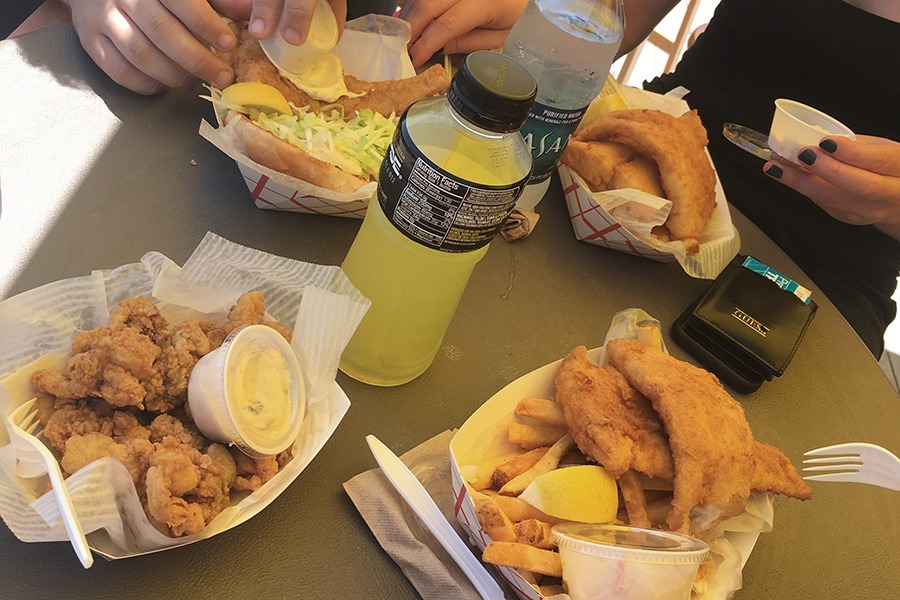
221,82,292,115
518,465,618,523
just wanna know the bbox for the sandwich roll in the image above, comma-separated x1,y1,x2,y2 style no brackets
228,110,370,194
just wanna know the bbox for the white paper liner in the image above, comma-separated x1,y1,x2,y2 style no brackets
199,15,420,218
0,232,370,559
449,308,774,600
560,87,741,279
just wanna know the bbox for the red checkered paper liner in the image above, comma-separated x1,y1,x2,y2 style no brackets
560,165,674,263
237,162,370,218
556,86,741,279
198,15,417,219
448,326,772,600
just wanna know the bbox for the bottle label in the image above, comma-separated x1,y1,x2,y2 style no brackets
378,125,529,253
520,101,586,183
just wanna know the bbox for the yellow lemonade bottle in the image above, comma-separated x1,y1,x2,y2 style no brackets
339,51,536,386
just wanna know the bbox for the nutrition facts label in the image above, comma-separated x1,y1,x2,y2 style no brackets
378,129,527,252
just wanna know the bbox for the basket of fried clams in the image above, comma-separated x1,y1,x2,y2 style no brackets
29,292,293,537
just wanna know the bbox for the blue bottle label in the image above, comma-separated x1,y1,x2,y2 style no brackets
378,121,529,253
520,101,586,183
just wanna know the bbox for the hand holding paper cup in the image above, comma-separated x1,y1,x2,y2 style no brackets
767,99,855,165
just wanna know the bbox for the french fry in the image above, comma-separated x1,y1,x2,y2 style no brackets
619,470,651,528
514,397,567,425
482,491,565,524
514,519,555,549
474,497,518,542
508,422,568,449
483,541,563,577
491,447,549,489
467,450,531,491
500,434,575,496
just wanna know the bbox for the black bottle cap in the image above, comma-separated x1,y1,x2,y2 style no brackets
447,51,537,133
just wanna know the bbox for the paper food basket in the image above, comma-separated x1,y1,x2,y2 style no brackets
0,233,369,560
448,309,774,600
199,15,420,218
559,87,741,279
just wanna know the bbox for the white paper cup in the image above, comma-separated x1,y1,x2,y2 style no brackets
259,0,339,74
551,522,710,600
188,325,307,457
767,99,855,164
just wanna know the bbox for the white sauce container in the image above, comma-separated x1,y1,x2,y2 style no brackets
188,325,307,457
551,522,710,600
768,98,855,164
259,0,339,73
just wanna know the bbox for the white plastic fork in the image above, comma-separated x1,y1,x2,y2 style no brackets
5,399,94,567
803,442,900,492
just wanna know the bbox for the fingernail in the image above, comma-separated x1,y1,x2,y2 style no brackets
798,149,817,166
249,19,265,36
215,70,232,88
216,33,234,51
765,164,783,178
819,138,838,153
283,28,304,45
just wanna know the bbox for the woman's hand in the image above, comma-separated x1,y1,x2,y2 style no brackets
398,0,527,68
764,135,900,240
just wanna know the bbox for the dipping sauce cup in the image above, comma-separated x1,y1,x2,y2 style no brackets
188,325,306,457
259,0,339,74
551,522,710,600
768,99,855,164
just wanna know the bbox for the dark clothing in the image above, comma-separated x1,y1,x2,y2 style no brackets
645,0,900,356
1,0,42,38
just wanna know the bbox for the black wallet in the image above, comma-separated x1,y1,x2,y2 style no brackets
672,255,817,393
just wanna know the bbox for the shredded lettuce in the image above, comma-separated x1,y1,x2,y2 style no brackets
254,106,396,179
202,86,397,180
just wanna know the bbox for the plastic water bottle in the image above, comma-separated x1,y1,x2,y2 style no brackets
503,0,624,209
339,51,536,386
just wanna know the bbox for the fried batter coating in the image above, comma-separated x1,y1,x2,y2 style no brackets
560,140,634,192
221,21,450,117
148,414,206,449
554,346,674,481
230,448,281,492
43,401,114,453
145,438,230,536
751,441,812,500
32,327,161,408
108,296,169,341
606,338,754,535
576,109,716,246
611,157,665,198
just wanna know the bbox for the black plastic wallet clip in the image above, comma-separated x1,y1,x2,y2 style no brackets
672,255,817,393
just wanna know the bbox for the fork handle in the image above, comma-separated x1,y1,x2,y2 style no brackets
45,467,94,568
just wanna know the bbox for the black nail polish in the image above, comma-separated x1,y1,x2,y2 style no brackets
766,164,783,178
819,139,838,153
798,149,817,165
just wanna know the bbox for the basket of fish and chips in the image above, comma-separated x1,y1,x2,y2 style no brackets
450,309,812,600
559,83,740,278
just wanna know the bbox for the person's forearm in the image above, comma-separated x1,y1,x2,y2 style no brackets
9,0,71,38
617,0,681,58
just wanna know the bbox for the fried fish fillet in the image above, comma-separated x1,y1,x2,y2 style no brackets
751,440,813,500
606,338,754,535
559,140,634,191
554,346,674,481
220,22,451,117
576,109,717,248
611,157,665,198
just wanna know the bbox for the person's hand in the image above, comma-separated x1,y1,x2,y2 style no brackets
246,0,347,45
67,0,258,95
764,135,900,240
398,0,527,68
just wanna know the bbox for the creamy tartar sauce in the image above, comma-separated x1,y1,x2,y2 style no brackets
229,344,292,441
